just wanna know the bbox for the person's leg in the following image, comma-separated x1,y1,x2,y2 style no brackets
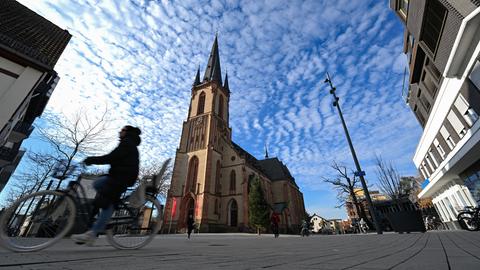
93,175,110,192
71,204,113,246
91,204,114,235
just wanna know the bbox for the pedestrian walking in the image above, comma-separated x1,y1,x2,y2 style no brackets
270,212,280,238
187,214,195,239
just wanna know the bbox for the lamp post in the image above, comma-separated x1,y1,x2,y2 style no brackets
324,72,383,234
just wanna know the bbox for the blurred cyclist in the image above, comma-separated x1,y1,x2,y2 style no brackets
71,125,141,245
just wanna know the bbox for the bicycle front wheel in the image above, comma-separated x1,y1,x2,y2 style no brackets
0,190,77,252
106,195,162,250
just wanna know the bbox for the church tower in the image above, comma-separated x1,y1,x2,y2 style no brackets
164,36,232,232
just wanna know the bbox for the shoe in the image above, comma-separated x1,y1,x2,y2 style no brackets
71,230,96,246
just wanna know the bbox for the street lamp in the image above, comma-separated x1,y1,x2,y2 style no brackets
324,72,383,234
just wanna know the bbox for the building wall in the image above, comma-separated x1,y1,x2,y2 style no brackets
392,0,480,229
0,56,43,143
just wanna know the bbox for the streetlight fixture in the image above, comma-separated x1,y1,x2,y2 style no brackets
324,72,383,234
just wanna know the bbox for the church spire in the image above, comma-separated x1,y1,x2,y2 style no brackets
265,143,269,159
203,34,222,85
223,72,230,92
193,66,201,86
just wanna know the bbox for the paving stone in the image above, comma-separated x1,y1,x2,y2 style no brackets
0,232,479,269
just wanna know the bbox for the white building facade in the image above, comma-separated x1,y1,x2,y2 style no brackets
391,0,480,229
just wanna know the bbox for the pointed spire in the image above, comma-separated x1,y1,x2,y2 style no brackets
203,34,222,85
265,143,269,159
223,72,230,92
193,66,201,86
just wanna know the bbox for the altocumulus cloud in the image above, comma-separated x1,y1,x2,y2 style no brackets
14,0,421,218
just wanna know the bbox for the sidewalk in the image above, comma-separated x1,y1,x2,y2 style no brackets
1,231,479,269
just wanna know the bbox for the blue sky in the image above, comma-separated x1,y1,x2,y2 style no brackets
5,0,422,219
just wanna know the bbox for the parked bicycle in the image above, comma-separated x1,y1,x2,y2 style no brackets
457,202,480,231
0,164,164,252
424,215,445,230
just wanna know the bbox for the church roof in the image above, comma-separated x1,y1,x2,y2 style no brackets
257,158,297,184
0,0,71,70
231,142,298,188
202,35,222,85
193,66,201,86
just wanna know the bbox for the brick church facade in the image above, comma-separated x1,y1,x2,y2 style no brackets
163,36,306,233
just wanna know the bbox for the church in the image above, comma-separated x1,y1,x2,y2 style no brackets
163,36,306,233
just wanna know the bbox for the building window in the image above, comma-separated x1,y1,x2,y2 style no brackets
440,125,455,150
425,155,436,173
447,111,466,138
218,95,224,119
422,161,432,176
456,190,468,207
229,170,236,193
433,138,445,159
197,92,205,115
428,148,439,167
215,160,221,194
419,165,428,179
420,0,447,55
398,0,409,19
187,156,199,193
454,93,478,127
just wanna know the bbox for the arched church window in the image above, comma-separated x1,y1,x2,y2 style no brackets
186,156,199,193
230,170,236,193
218,95,224,119
197,92,205,115
215,160,221,194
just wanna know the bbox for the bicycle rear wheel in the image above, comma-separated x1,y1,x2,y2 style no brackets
0,190,76,252
106,195,162,250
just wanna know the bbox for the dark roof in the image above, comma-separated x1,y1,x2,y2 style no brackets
223,72,230,92
193,67,201,86
257,158,297,184
203,35,222,85
0,0,71,70
231,142,298,187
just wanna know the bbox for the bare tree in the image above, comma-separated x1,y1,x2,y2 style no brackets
2,107,114,206
322,161,368,221
35,107,113,189
375,155,412,201
1,152,58,207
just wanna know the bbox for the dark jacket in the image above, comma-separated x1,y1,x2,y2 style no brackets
85,134,140,201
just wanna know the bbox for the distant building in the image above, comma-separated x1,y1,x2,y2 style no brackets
0,0,71,192
326,219,345,234
310,213,327,233
390,1,480,229
345,188,388,221
163,36,305,233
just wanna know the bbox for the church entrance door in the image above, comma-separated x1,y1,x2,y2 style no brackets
229,199,238,227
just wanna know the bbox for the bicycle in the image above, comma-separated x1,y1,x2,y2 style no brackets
457,203,480,231
424,215,445,231
0,165,164,252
